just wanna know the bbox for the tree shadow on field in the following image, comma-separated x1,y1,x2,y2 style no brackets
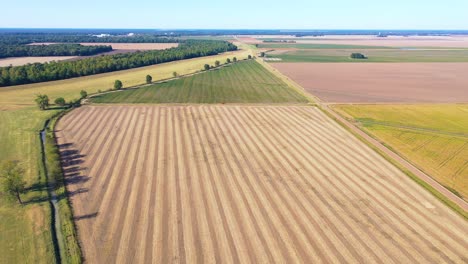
74,212,98,221
58,142,91,191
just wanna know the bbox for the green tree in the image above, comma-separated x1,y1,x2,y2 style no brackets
233,57,237,62
350,53,367,59
173,71,178,78
226,58,231,63
204,64,210,71
0,161,26,205
215,60,220,67
146,74,152,84
114,80,123,90
34,94,49,110
260,52,265,57
80,90,88,98
54,97,66,106
248,55,252,59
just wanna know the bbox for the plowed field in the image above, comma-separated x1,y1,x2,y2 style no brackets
56,105,468,263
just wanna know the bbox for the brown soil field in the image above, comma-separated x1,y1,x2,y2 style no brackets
0,56,78,66
56,105,468,263
29,42,178,50
252,35,468,48
79,42,179,50
271,63,468,103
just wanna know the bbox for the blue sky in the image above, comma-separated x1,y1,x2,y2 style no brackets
1,0,467,29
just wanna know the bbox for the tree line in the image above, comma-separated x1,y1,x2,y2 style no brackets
0,40,237,87
0,44,112,58
0,33,180,45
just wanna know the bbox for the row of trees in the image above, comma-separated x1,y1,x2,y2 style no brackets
0,34,179,45
0,44,112,58
0,40,237,87
35,90,87,110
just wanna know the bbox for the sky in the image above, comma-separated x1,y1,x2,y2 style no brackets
1,0,467,30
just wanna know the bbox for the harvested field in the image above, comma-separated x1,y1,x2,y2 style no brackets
271,62,468,103
29,42,179,50
56,105,468,263
0,56,77,66
79,42,178,50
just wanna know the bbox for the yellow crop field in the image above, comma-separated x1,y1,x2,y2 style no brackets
335,104,468,200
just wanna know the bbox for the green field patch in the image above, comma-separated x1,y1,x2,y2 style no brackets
91,60,308,104
268,49,468,62
258,43,392,49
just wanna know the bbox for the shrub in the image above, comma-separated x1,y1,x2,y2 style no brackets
80,90,88,98
215,60,220,67
248,55,252,59
350,53,367,59
204,64,210,71
34,94,49,110
226,58,231,63
146,75,152,84
114,80,123,90
54,97,66,106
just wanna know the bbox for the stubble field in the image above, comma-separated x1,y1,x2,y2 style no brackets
56,105,468,263
271,62,468,103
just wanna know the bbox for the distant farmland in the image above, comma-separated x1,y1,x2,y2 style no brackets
56,105,468,263
270,62,468,103
91,60,308,104
0,56,77,66
266,49,468,62
31,42,179,50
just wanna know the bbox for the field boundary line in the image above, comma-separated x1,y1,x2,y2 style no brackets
256,59,468,219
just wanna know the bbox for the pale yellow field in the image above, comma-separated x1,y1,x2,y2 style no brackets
56,105,468,263
335,104,468,200
0,56,77,67
0,48,249,109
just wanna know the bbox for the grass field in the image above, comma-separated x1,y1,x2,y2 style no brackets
90,60,308,104
0,46,249,263
258,43,392,49
334,104,468,200
0,48,249,109
0,108,59,263
56,105,468,263
267,49,468,62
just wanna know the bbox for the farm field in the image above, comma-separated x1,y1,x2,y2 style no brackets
0,56,77,66
255,35,468,48
270,62,468,103
0,46,249,262
56,105,468,263
90,60,308,104
334,104,468,201
30,42,179,50
266,49,468,62
258,43,392,49
0,47,249,108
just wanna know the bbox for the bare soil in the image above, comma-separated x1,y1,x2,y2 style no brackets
271,62,468,103
56,105,468,263
28,42,179,50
